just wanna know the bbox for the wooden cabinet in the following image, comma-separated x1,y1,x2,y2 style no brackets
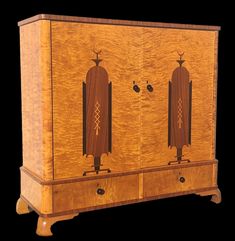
16,14,221,236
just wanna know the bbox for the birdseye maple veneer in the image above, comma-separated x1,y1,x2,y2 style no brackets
16,14,221,236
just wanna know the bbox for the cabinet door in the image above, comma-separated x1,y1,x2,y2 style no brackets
52,22,142,179
141,27,217,167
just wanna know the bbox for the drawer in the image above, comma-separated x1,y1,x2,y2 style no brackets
143,164,215,198
53,174,139,213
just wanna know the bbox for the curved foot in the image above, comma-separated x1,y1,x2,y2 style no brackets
16,198,32,214
196,188,222,204
211,189,221,204
36,213,79,236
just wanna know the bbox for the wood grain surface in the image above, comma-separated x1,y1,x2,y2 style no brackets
25,187,217,217
51,22,217,176
52,22,142,179
21,170,52,214
141,28,217,167
53,174,139,212
18,14,221,31
20,159,217,185
16,197,32,214
143,163,215,197
211,32,219,159
20,20,53,180
18,18,220,231
140,27,162,167
19,162,217,215
20,20,218,176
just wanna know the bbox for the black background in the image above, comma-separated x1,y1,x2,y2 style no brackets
3,0,233,240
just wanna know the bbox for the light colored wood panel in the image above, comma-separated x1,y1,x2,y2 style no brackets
20,22,43,177
144,164,214,197
21,171,42,212
53,175,139,212
53,184,73,213
41,185,53,214
20,20,53,180
140,28,163,168
141,28,216,166
138,173,144,199
211,32,219,159
21,171,53,214
40,21,53,180
52,22,142,179
212,161,218,186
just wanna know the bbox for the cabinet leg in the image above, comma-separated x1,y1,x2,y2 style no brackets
211,188,222,204
196,188,222,204
16,198,32,214
36,213,79,236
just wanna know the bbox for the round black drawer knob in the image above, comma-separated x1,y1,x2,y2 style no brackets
179,176,185,183
133,84,140,93
147,84,153,92
97,188,105,195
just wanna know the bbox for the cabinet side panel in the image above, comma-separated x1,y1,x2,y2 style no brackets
20,171,53,214
20,22,43,177
211,32,219,159
20,20,53,180
21,171,42,212
40,21,53,180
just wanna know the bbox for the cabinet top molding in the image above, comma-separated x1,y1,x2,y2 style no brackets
18,14,221,31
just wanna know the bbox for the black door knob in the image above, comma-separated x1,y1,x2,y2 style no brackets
133,81,140,93
133,85,140,93
147,84,153,92
179,176,185,183
97,188,105,195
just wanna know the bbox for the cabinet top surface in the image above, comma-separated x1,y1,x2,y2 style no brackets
18,14,220,31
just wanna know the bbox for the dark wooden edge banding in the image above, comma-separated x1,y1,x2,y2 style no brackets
18,14,221,31
20,159,217,185
144,159,217,173
188,81,192,144
168,81,171,146
108,82,112,153
83,81,86,155
21,186,218,217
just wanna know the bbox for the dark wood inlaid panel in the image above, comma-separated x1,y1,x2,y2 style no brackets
168,65,191,149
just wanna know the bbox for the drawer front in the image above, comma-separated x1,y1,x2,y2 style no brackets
144,164,215,198
53,174,139,213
